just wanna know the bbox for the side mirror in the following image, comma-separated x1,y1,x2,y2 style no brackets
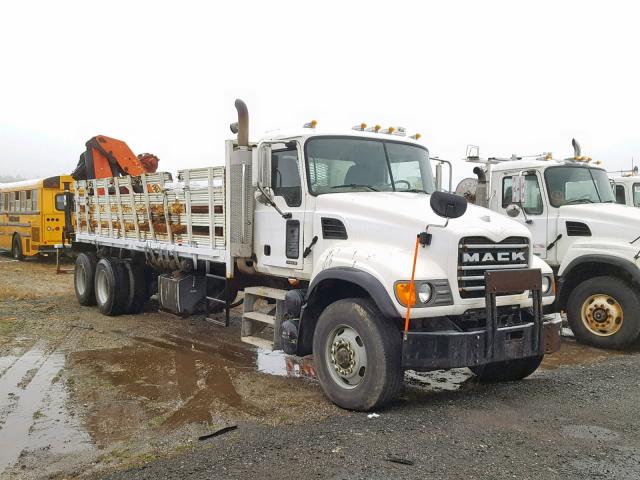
258,144,272,188
430,191,467,219
511,173,526,204
506,204,521,218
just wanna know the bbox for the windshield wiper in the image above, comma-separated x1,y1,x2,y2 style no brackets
564,198,595,205
399,188,428,194
330,184,378,191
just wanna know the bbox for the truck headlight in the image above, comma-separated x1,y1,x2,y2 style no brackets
417,283,432,303
394,280,452,307
541,276,551,294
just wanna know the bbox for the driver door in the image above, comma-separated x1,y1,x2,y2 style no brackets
253,145,306,270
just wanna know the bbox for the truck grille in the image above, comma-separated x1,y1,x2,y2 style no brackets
457,236,529,298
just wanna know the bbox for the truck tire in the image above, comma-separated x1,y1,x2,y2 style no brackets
566,276,640,349
123,261,148,314
74,252,98,306
312,298,403,411
94,258,130,316
11,235,23,261
470,355,543,383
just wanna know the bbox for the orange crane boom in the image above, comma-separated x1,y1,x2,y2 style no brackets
72,135,159,180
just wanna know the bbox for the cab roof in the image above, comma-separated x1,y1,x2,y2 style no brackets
489,158,606,173
254,128,425,146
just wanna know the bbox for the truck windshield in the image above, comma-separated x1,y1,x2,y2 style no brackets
544,166,615,207
305,137,435,195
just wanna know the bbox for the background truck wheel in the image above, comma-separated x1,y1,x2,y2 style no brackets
74,252,98,306
470,355,543,383
94,258,130,316
123,261,148,314
11,235,23,261
566,276,640,350
312,298,403,411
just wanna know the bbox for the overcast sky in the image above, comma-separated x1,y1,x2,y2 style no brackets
1,0,639,186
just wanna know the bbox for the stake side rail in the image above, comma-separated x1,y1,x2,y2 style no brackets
74,167,229,265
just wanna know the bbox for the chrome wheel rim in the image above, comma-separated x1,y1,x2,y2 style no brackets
325,324,367,389
581,294,623,337
95,268,109,306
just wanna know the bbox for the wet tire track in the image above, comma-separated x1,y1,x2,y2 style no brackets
0,326,88,474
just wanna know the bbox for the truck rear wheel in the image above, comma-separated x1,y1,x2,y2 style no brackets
74,252,98,306
470,355,543,383
312,298,403,411
11,235,23,261
123,261,148,314
567,276,640,349
94,258,130,316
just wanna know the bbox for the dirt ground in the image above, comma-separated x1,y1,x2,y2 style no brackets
0,254,634,479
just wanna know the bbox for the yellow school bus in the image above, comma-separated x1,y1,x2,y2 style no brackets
0,175,74,259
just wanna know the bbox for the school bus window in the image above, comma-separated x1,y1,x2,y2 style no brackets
0,193,4,212
13,192,19,211
19,191,26,211
26,190,32,211
32,190,38,211
55,193,65,211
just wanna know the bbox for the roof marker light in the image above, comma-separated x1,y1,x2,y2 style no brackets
380,126,406,136
303,120,318,129
366,124,382,133
410,133,422,140
352,123,367,131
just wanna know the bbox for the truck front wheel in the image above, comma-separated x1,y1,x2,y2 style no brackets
313,298,403,411
470,355,543,383
567,276,640,349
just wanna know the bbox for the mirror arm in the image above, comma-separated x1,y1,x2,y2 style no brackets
518,203,533,224
257,182,292,219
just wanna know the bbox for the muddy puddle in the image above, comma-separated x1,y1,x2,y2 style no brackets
66,332,321,448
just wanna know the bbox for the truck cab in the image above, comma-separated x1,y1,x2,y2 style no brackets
463,143,640,350
610,175,640,207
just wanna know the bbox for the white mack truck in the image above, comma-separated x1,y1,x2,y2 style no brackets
610,170,640,207
70,100,560,411
457,140,640,350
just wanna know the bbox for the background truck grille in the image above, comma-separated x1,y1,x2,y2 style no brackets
457,236,529,298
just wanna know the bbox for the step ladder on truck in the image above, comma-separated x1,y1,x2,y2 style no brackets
69,99,561,411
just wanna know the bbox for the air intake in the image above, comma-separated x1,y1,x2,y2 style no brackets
321,218,348,240
566,221,591,237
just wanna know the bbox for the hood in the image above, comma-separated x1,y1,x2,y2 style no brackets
559,203,640,241
314,192,532,243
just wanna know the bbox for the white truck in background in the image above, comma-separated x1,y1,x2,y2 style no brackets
457,140,640,350
70,100,560,411
610,169,640,207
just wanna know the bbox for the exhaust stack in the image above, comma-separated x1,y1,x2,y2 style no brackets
473,166,488,207
230,99,249,148
572,138,581,158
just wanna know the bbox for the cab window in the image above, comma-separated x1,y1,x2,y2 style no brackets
502,174,544,214
615,184,626,204
271,148,301,207
633,183,640,207
55,193,65,211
